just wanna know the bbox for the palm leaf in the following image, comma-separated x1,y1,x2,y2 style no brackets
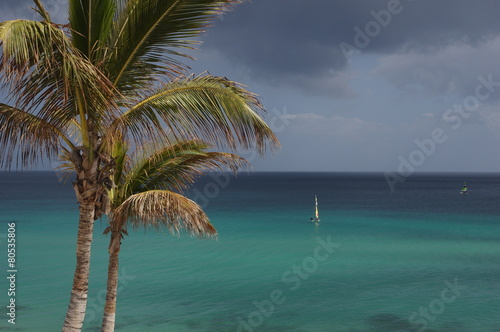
111,139,130,190
114,190,217,238
119,74,279,154
33,0,52,22
0,103,71,167
120,139,248,198
0,19,117,139
68,0,116,61
106,0,242,96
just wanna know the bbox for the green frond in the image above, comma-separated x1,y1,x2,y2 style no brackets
111,139,130,187
0,19,55,76
120,75,279,154
0,103,71,168
33,0,52,22
119,139,248,198
0,19,118,141
106,0,243,96
114,190,217,238
69,0,116,60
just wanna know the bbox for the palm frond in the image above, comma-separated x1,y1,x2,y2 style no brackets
0,103,70,168
33,0,52,22
69,0,116,61
114,190,217,238
111,139,129,189
120,74,279,154
0,19,118,138
106,0,242,96
120,139,249,198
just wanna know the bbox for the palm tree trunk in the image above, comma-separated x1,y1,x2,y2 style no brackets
101,233,121,332
62,200,96,331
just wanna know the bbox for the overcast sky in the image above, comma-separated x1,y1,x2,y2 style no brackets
3,0,500,172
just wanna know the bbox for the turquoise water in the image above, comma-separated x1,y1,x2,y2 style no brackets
1,172,500,331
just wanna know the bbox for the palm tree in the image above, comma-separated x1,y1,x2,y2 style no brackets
100,139,247,331
0,0,279,330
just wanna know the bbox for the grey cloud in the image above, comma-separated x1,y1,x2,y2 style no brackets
261,110,500,172
374,36,500,99
201,0,500,96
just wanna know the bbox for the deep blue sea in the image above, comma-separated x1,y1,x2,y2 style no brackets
0,172,499,332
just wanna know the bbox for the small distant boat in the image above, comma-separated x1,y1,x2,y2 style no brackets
311,195,320,222
460,182,468,195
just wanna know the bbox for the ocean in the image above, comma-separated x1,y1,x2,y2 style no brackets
0,171,499,331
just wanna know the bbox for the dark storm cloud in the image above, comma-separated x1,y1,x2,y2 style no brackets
202,0,500,95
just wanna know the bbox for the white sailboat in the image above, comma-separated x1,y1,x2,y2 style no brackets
460,182,467,195
311,195,320,222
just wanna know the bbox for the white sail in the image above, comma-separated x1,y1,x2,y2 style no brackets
315,196,319,219
312,195,320,222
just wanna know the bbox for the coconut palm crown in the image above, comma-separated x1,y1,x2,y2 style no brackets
0,0,278,331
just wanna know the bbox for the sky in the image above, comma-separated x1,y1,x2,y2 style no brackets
3,0,500,172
